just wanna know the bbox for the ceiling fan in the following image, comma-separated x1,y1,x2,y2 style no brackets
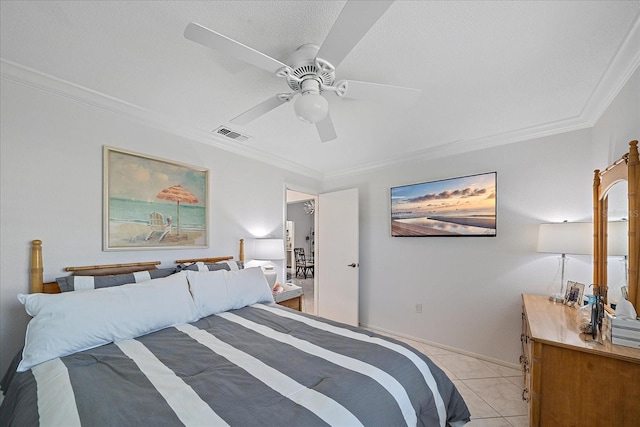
184,0,421,142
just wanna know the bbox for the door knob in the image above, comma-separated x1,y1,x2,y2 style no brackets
348,263,358,268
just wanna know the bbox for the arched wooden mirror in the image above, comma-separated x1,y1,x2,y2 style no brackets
593,140,640,309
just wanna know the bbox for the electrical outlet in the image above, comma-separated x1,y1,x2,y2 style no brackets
415,303,422,314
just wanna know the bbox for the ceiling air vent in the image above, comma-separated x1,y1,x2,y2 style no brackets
213,126,250,142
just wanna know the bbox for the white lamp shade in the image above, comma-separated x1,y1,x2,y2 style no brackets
294,93,328,123
608,220,628,256
537,222,593,255
253,238,285,261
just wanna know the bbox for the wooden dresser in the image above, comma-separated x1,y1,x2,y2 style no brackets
521,294,640,427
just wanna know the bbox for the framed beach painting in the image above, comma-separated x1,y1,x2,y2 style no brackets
103,146,209,250
390,172,497,237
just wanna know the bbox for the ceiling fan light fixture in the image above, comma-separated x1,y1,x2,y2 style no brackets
294,92,328,124
185,1,416,141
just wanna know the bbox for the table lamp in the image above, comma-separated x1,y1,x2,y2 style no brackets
253,238,285,289
537,221,592,302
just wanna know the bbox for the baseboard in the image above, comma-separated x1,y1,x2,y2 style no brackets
361,323,521,371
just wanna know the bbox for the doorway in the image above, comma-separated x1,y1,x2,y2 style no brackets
286,189,317,314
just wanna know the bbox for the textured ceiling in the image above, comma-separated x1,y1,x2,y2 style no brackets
1,1,639,178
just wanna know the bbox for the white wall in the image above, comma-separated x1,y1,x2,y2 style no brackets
0,78,321,374
1,64,637,375
592,66,640,165
322,67,639,366
322,130,593,366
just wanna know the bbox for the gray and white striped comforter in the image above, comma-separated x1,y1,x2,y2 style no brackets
0,304,470,426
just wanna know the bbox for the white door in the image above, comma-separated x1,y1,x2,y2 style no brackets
317,188,359,326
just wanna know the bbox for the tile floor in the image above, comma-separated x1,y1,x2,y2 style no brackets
379,332,528,427
288,273,315,315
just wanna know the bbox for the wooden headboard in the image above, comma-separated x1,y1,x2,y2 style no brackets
30,238,245,294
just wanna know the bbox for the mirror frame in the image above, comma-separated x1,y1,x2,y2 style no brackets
593,140,639,308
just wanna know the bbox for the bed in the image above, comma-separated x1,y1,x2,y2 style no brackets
0,239,470,426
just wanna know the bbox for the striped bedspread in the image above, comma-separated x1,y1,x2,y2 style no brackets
0,304,470,426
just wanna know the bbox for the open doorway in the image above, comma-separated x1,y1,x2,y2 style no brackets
286,189,317,314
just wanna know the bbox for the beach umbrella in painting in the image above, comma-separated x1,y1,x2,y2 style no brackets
156,185,198,237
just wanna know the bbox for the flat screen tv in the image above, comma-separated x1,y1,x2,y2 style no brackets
391,172,497,237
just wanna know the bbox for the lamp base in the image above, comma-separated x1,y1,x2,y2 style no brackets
547,255,568,304
549,294,564,303
264,269,277,290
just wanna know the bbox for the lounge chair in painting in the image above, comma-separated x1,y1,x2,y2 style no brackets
145,212,171,241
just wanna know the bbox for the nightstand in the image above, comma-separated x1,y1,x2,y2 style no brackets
273,282,303,312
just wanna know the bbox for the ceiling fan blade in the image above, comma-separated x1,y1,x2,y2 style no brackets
316,0,393,69
230,95,291,126
185,22,287,74
341,80,422,105
316,113,337,143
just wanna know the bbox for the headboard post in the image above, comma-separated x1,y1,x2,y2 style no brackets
30,240,44,294
239,238,244,263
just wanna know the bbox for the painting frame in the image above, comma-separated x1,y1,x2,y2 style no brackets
103,146,209,251
390,172,497,237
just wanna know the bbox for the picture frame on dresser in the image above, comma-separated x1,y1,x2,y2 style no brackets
103,146,209,251
564,281,585,308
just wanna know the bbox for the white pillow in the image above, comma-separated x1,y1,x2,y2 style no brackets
17,272,198,372
186,268,229,315
186,267,274,318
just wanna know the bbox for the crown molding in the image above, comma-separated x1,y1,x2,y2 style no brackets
3,5,638,185
581,11,640,126
324,116,592,180
0,59,323,181
324,13,640,181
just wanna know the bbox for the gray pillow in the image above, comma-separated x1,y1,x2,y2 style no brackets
178,261,243,272
56,268,177,292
